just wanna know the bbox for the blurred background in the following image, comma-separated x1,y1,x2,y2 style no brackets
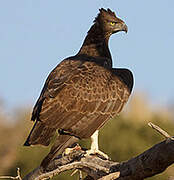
0,0,174,179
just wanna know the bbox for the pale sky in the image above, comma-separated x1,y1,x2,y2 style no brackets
0,0,174,110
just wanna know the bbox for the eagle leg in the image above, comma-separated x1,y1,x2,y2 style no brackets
85,130,109,159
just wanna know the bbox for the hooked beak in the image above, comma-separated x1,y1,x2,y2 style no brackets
112,22,128,34
122,23,128,33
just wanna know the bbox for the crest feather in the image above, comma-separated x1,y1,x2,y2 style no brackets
94,8,117,23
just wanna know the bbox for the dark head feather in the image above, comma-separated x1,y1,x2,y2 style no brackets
94,8,117,23
92,8,127,34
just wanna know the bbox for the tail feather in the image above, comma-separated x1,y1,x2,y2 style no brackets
24,121,56,146
41,135,79,168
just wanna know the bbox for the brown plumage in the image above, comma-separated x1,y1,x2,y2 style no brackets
24,8,133,168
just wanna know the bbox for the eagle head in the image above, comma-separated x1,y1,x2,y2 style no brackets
94,8,128,35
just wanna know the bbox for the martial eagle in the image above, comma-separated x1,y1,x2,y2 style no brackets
24,8,133,168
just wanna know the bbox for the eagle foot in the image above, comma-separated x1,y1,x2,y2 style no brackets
85,148,109,160
86,130,109,160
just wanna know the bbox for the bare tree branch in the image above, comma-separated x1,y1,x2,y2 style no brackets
2,123,174,180
23,123,174,180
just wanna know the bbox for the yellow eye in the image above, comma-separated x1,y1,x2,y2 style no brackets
110,22,116,26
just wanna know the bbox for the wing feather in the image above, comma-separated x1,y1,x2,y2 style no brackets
32,57,133,139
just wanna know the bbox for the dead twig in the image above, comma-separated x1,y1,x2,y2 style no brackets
148,122,174,140
0,168,22,180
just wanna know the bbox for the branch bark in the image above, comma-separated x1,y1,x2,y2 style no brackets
5,123,174,180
